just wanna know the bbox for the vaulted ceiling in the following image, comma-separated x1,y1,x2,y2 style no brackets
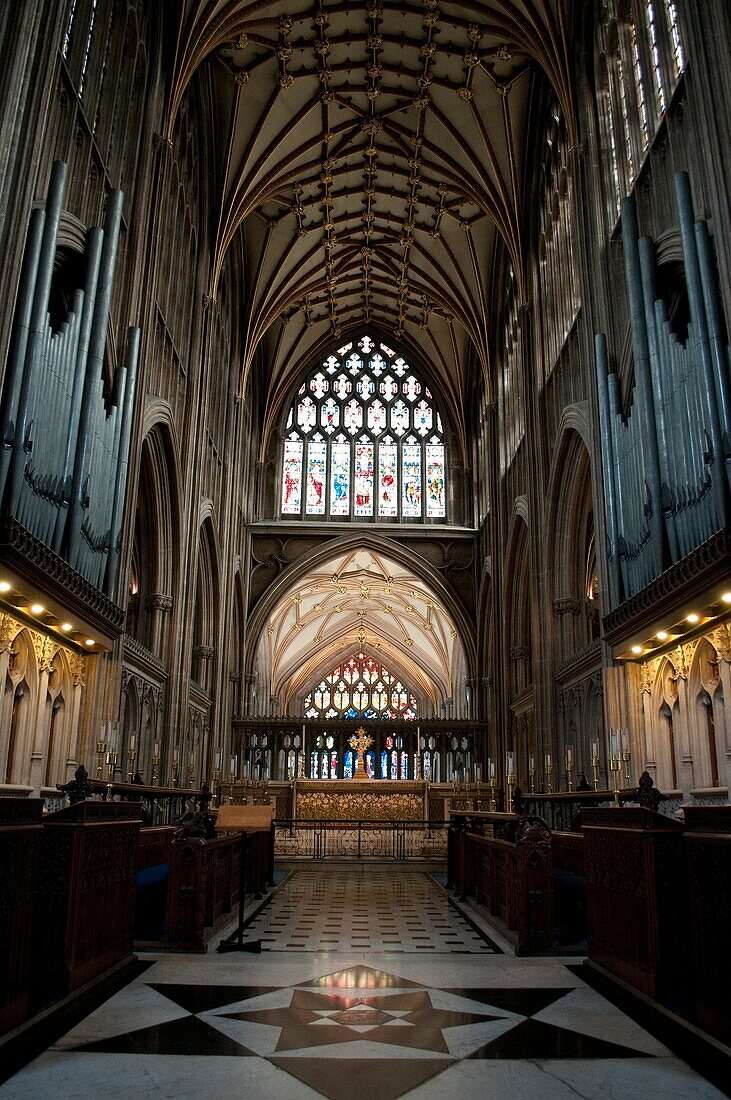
168,1,575,419
256,545,467,711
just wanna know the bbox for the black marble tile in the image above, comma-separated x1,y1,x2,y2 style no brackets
148,983,280,1014
468,1017,651,1061
267,1056,454,1100
441,987,572,1017
71,1014,257,1057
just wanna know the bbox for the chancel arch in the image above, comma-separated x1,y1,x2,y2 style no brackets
246,540,472,726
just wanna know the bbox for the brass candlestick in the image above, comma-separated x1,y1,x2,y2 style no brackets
546,763,554,794
187,763,195,788
227,772,235,804
106,751,118,801
127,749,136,783
507,772,516,812
610,755,621,806
622,749,631,788
151,752,160,787
211,768,221,808
566,763,574,792
592,754,600,791
488,781,496,812
171,759,180,788
529,766,536,794
96,740,107,780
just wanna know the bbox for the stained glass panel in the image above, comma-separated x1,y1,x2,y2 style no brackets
304,651,417,719
391,399,410,435
344,398,363,434
425,444,446,518
321,398,339,433
297,396,317,433
281,437,303,513
354,442,374,516
414,400,432,435
330,440,350,515
368,399,387,435
332,373,351,400
281,333,446,521
378,443,397,516
402,442,422,517
306,439,327,514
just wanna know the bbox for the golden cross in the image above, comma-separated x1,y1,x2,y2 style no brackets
348,726,373,776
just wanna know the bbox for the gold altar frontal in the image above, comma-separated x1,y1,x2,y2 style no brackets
294,779,426,822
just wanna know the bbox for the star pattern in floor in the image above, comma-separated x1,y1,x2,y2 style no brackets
43,965,690,1100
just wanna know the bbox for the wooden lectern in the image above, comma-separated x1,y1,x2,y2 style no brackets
215,804,275,953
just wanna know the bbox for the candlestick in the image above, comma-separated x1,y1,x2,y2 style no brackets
171,759,180,788
545,753,553,794
622,747,631,788
96,739,107,779
591,739,600,790
211,768,221,808
227,771,235,804
106,750,118,800
187,761,195,787
127,746,136,782
151,750,160,787
609,751,621,806
528,755,536,794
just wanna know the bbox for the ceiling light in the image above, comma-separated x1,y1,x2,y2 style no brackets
631,645,643,655
85,638,95,647
0,581,10,593
30,603,44,615
656,631,668,641
60,622,73,633
686,613,700,624
722,592,731,604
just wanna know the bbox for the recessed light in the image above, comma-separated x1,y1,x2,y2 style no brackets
687,613,700,624
631,645,643,655
722,592,731,604
656,631,668,641
60,622,73,633
85,638,95,647
0,581,10,593
30,603,44,615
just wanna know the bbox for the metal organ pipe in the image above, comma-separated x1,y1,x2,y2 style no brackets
595,172,731,607
0,163,140,600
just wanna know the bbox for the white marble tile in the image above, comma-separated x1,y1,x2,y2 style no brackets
441,1017,520,1058
0,1052,163,1099
50,983,189,1050
532,984,672,1056
402,1056,726,1099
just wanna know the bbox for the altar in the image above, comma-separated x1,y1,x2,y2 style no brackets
293,779,427,822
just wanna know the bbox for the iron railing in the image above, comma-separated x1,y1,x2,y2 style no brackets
274,818,448,860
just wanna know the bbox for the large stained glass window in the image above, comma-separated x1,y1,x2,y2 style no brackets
304,651,417,720
281,334,446,521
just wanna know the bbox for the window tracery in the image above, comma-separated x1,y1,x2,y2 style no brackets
596,1,686,225
281,334,446,521
304,651,418,721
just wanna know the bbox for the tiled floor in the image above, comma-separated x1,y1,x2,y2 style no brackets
1,866,724,1099
247,866,499,953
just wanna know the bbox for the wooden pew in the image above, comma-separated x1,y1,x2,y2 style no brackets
683,805,731,1044
31,800,142,1012
0,799,44,1032
582,807,689,1001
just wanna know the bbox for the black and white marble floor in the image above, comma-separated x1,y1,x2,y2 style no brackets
1,867,724,1099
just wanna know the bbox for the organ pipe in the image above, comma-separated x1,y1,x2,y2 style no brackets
0,162,139,601
595,173,731,607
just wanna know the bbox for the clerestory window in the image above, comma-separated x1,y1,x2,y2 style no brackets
280,334,446,521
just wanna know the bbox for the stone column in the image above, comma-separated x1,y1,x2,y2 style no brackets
145,593,173,655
